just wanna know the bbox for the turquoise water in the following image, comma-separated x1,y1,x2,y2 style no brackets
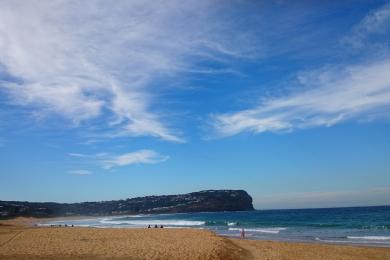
42,206,390,247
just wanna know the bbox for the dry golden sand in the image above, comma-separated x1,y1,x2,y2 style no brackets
0,218,389,260
0,225,246,260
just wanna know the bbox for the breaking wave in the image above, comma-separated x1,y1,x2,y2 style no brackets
347,236,390,241
228,227,286,234
99,218,205,226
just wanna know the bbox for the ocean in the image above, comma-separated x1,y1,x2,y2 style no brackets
41,206,390,247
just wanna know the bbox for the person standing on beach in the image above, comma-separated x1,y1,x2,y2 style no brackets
240,228,245,239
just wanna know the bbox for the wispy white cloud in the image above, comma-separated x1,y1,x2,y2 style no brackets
102,150,169,169
343,2,390,49
69,149,168,169
0,1,252,142
68,170,92,175
212,58,390,137
212,2,390,138
68,153,89,158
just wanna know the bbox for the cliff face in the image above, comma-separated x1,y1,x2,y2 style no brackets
0,190,254,218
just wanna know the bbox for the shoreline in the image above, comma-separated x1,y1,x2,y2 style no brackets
33,216,390,248
1,217,390,259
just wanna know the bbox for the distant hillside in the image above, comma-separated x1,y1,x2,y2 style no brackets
0,190,254,218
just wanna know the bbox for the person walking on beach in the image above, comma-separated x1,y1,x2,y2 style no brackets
240,228,245,239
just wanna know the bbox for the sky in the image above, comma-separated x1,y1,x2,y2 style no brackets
1,0,390,209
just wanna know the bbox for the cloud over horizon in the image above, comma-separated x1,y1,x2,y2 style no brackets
254,187,390,209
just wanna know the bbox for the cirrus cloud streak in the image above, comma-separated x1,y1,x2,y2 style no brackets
69,149,169,169
0,0,252,142
212,58,390,137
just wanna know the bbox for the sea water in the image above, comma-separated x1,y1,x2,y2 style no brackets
41,206,390,247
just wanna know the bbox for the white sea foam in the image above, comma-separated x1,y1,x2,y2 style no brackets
347,236,390,241
228,227,286,234
37,223,51,227
316,238,390,245
99,219,205,226
227,222,236,226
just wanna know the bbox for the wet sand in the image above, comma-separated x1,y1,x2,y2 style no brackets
0,218,389,260
232,238,390,260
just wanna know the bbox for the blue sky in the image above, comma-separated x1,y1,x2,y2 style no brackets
1,0,390,209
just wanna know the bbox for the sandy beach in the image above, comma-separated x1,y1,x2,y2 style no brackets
0,218,389,260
